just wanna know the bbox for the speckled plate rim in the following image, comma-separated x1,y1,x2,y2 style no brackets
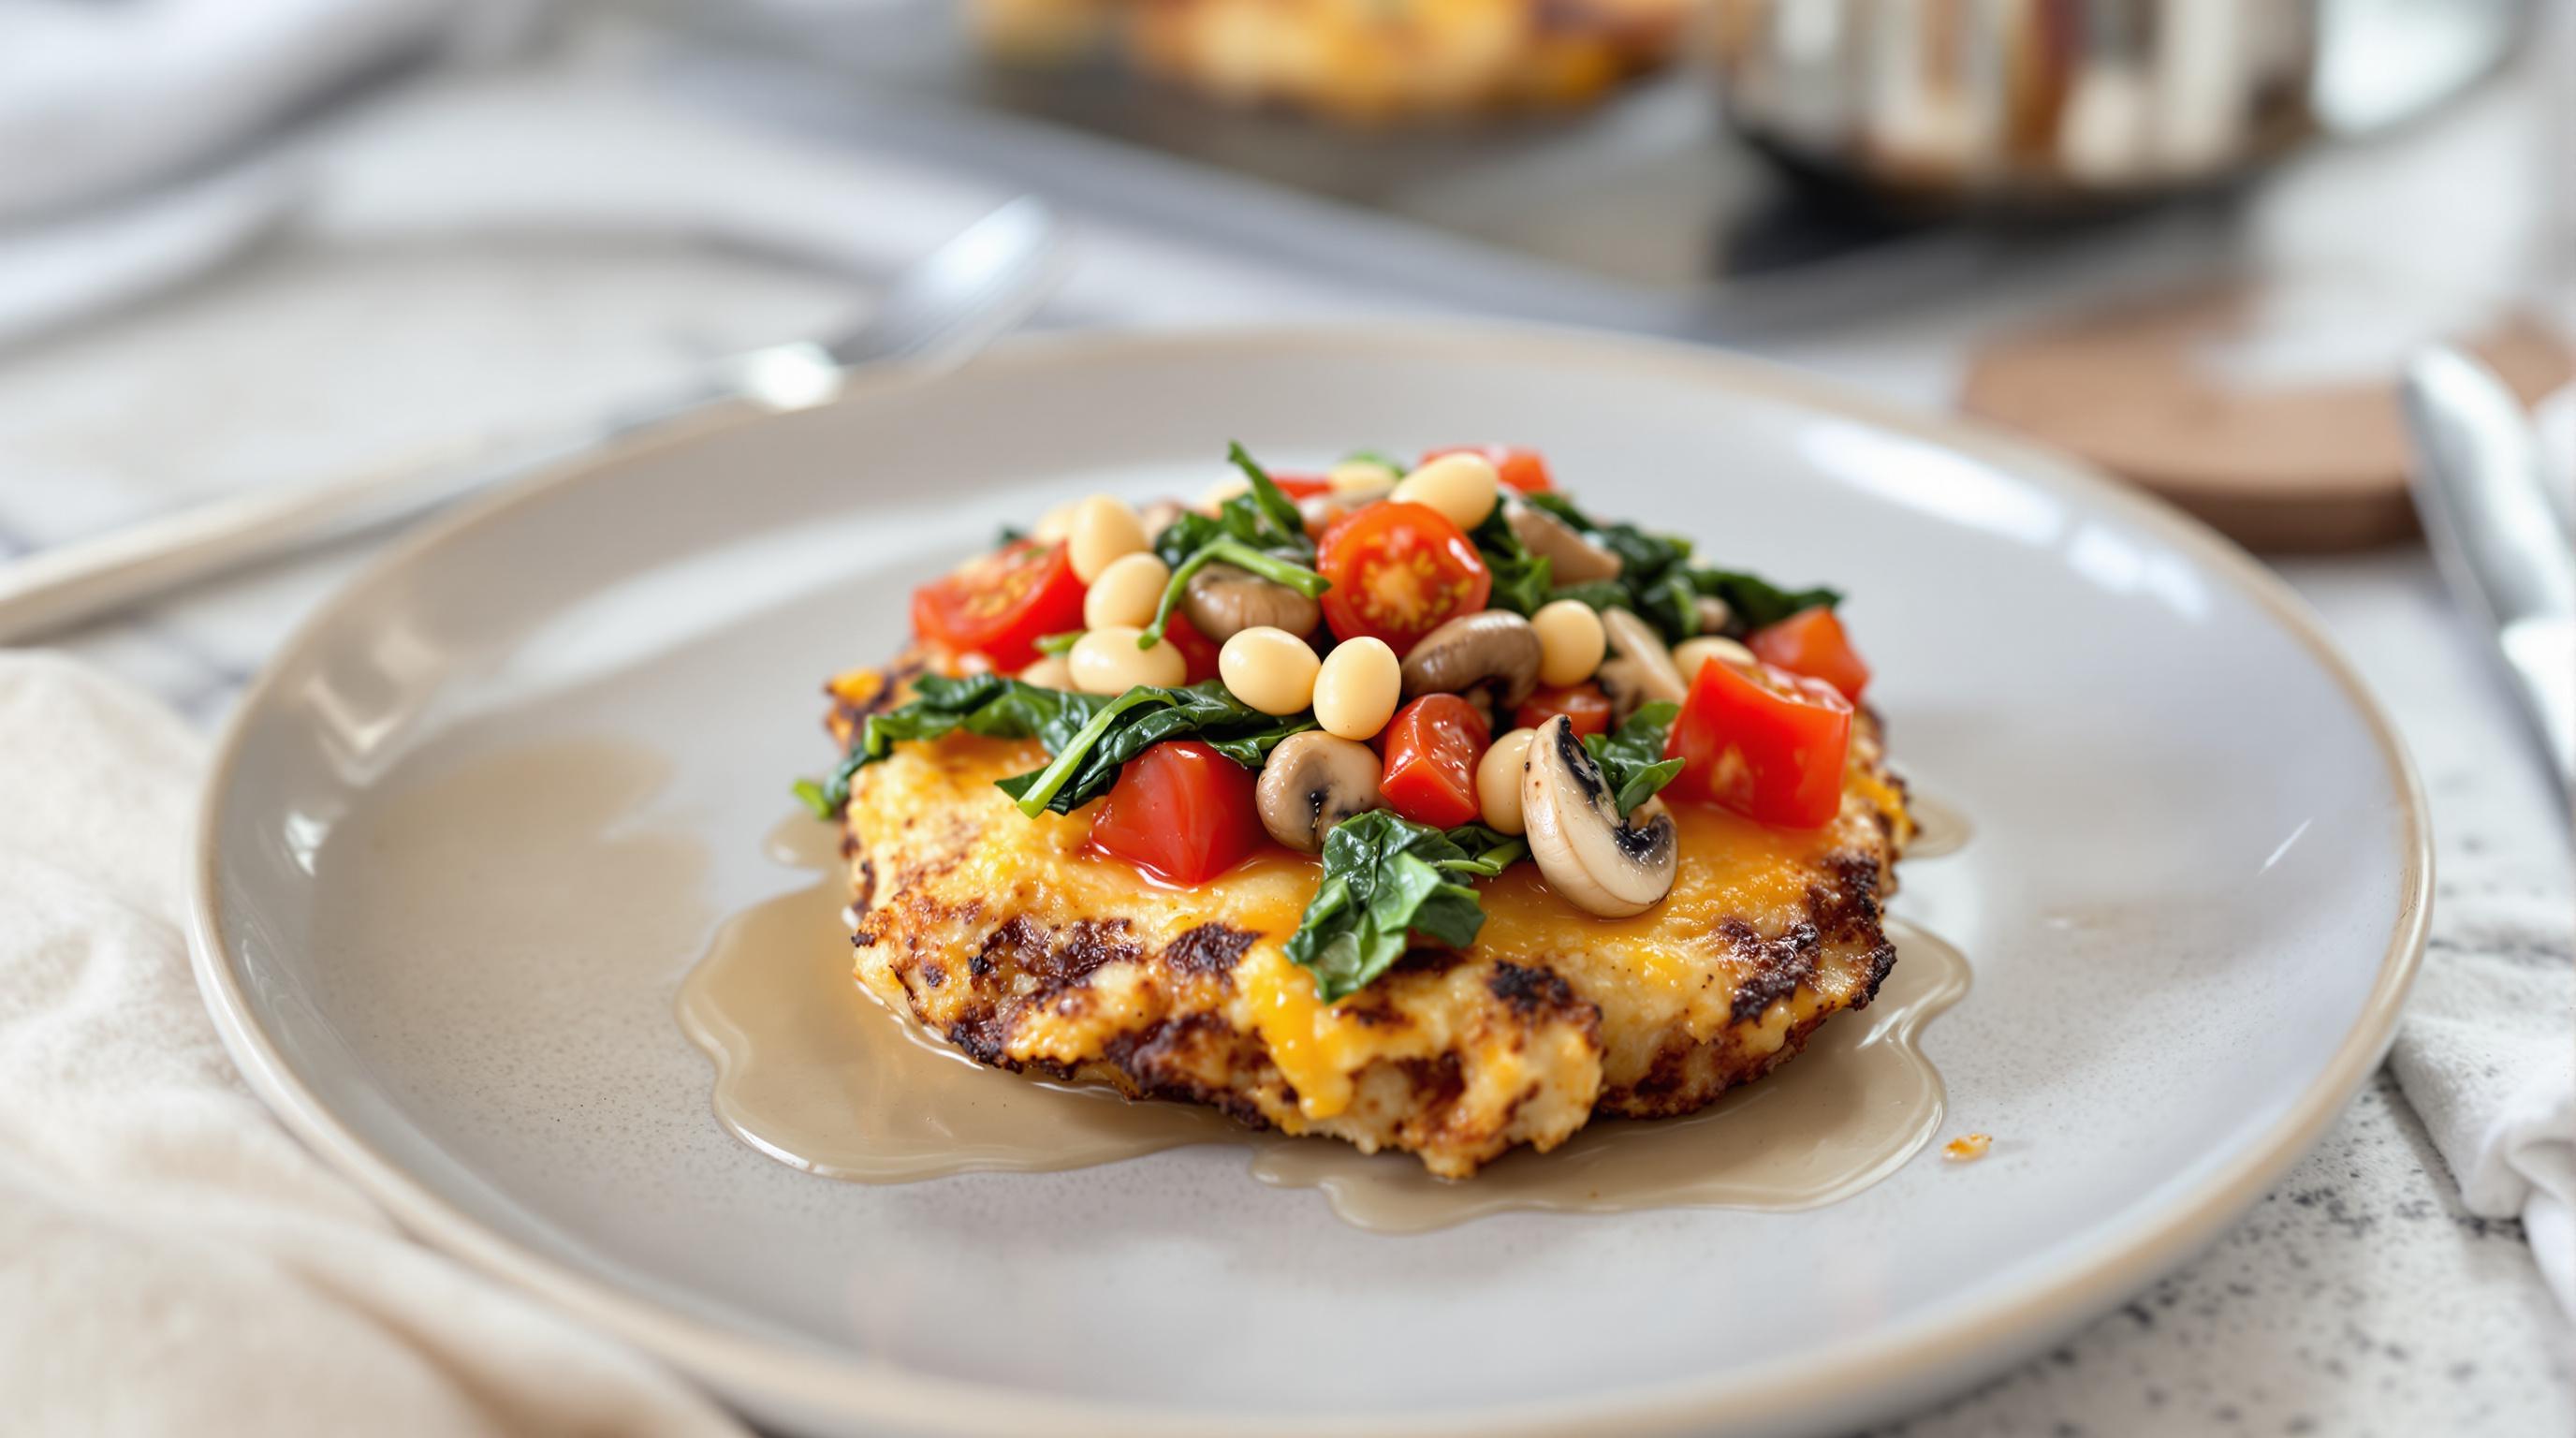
186,322,2431,1438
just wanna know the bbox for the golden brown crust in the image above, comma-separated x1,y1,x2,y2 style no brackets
833,682,1908,1178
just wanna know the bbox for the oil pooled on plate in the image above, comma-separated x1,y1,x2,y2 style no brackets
681,805,1972,1233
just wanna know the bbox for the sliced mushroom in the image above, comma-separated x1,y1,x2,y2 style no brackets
1520,715,1677,917
1138,498,1185,540
1505,500,1622,585
1601,608,1689,705
1255,731,1386,852
1593,655,1654,723
1399,610,1543,709
1183,562,1323,642
1693,594,1734,637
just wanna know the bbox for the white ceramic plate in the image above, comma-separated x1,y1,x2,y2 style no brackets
189,326,2426,1438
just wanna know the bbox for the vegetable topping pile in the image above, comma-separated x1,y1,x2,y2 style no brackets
802,444,1870,1000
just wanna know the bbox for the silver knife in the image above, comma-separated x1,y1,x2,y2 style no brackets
0,197,1069,646
2400,345,2576,794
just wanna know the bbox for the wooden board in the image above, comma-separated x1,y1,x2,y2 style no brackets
1960,283,2573,552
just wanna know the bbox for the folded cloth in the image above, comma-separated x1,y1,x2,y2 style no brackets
2388,884,2576,1315
0,652,744,1437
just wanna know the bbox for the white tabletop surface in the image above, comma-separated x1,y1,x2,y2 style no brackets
2,28,2568,1437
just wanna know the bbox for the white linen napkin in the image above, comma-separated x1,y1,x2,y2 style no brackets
2388,889,2576,1315
0,651,745,1437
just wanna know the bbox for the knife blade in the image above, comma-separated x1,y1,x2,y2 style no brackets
2400,345,2576,794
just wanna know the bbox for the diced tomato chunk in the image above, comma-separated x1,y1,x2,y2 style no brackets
1664,657,1852,829
1378,695,1491,829
1749,606,1869,702
1514,682,1613,738
1087,740,1264,886
1161,609,1223,684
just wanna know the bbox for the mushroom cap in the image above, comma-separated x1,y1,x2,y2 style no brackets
1506,500,1623,586
1254,731,1386,853
1519,715,1677,917
1398,609,1544,708
1183,562,1324,643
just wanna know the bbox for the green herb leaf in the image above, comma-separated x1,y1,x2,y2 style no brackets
1151,508,1227,569
1546,579,1630,613
1686,569,1841,633
1033,630,1082,656
1582,700,1683,815
1436,822,1530,876
792,778,835,820
799,673,1314,821
1284,812,1500,1001
1339,449,1407,476
1225,441,1309,546
1531,492,1836,644
1281,814,1530,1000
1468,505,1553,616
1149,444,1316,574
1546,570,1698,643
991,680,1313,816
795,674,1111,818
1635,570,1703,643
1523,493,1698,642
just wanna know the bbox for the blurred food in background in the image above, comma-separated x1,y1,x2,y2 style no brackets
964,0,1694,122
1709,0,2532,211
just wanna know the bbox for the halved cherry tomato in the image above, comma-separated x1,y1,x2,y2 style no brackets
1514,682,1614,739
1378,695,1491,829
1265,474,1334,498
1316,501,1491,655
910,539,1088,671
1664,657,1852,829
1162,609,1223,684
1421,445,1552,493
1087,740,1264,886
1749,605,1870,702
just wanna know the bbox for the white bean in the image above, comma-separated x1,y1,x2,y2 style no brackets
1311,637,1401,741
1032,502,1079,544
1390,452,1500,531
1084,551,1171,630
1328,459,1398,494
1530,598,1607,687
1019,653,1075,689
1477,727,1536,834
1067,495,1148,582
1069,625,1186,694
1672,635,1756,685
1219,626,1323,716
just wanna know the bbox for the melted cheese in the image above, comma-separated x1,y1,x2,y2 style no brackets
854,732,1906,1121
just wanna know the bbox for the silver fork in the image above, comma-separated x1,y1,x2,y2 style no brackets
0,197,1070,645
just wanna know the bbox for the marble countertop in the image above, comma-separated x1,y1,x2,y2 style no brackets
3,35,2568,1438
